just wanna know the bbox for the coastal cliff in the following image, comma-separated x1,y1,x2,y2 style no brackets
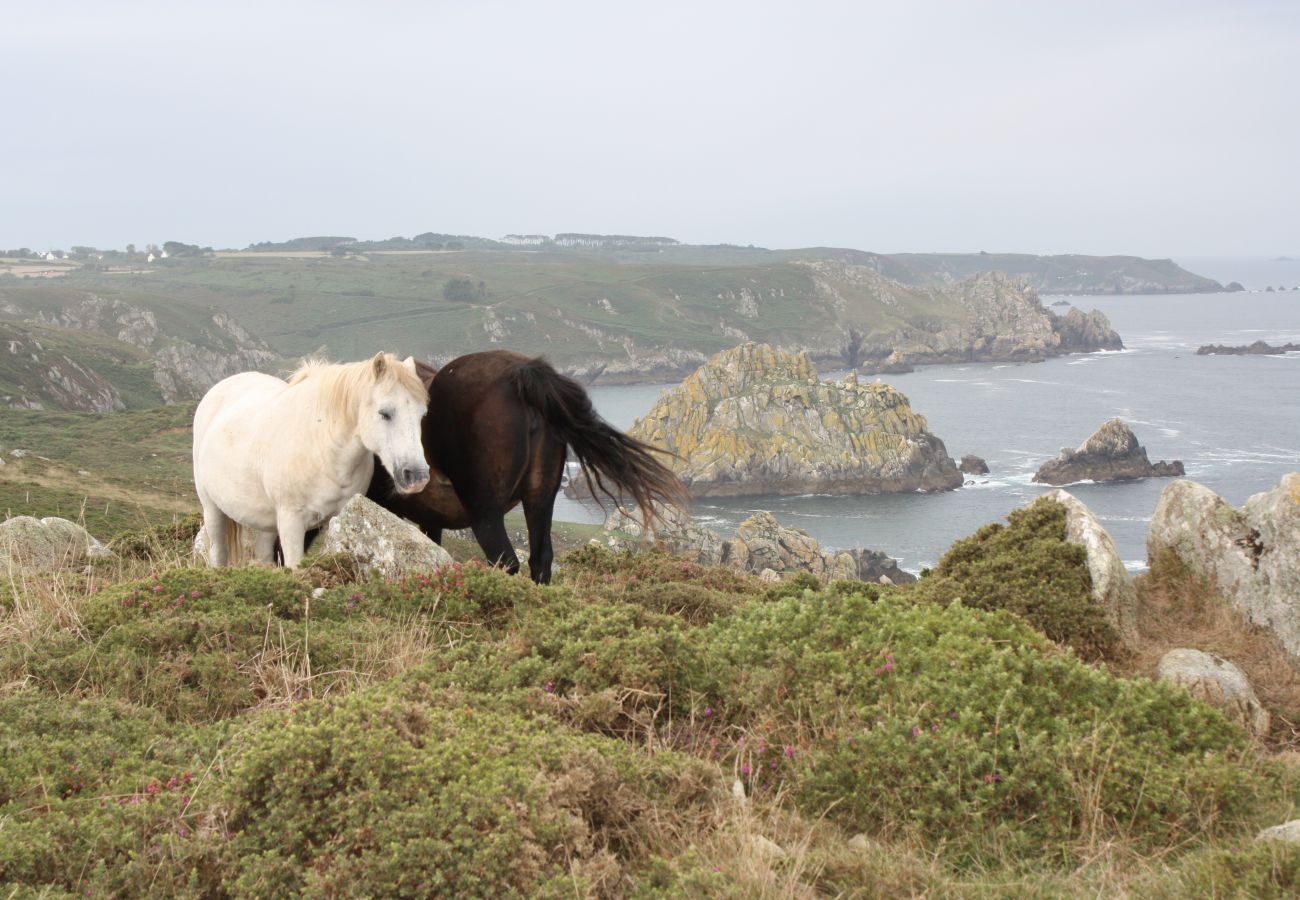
623,343,961,497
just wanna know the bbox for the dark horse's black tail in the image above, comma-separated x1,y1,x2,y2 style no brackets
509,358,689,521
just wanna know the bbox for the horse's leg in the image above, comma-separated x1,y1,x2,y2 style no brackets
199,497,229,567
254,530,277,565
470,513,519,575
522,497,557,584
276,510,309,569
522,443,566,584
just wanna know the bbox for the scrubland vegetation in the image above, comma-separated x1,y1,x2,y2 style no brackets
2,499,1299,897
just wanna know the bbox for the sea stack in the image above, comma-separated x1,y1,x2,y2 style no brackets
1033,418,1184,485
609,343,962,498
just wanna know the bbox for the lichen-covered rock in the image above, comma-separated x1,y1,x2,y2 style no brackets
0,515,113,570
959,454,990,475
319,495,453,576
1041,489,1139,646
1149,474,1300,661
604,502,725,566
604,502,915,584
1033,418,1184,485
622,343,961,497
1156,648,1270,738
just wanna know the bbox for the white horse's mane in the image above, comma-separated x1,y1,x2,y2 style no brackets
287,354,427,430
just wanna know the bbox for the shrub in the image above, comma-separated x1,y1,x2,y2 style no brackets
693,589,1277,864
560,545,751,595
108,513,203,561
8,567,353,721
225,680,715,897
0,693,231,895
909,497,1121,659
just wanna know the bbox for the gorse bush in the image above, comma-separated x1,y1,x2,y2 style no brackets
911,497,1122,659
0,694,231,895
226,680,716,898
693,589,1272,862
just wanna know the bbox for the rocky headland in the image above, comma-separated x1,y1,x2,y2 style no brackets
610,343,962,498
845,271,1123,374
1033,418,1184,485
1196,340,1300,356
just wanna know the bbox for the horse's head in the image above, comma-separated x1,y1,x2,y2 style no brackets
358,353,431,494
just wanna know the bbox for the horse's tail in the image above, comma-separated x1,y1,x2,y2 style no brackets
508,357,689,526
225,518,245,566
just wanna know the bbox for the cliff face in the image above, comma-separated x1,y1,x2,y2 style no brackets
40,294,279,402
629,343,962,497
819,269,1123,372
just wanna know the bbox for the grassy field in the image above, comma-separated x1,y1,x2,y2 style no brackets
0,405,196,536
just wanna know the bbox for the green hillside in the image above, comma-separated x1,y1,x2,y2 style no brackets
4,252,1041,373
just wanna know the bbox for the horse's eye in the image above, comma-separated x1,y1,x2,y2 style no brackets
379,410,393,422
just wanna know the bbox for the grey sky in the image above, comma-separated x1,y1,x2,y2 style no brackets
4,0,1296,256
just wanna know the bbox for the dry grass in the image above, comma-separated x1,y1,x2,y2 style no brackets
1123,552,1300,749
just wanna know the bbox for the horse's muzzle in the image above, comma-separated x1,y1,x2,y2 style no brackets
394,463,431,494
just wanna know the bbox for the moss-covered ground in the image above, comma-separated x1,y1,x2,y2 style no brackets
2,503,1299,897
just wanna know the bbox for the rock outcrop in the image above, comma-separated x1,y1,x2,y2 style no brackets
0,516,113,570
959,455,989,475
319,495,454,577
604,503,915,585
35,293,278,402
1033,419,1184,485
1040,489,1139,647
617,343,961,498
1196,340,1300,355
819,270,1123,372
1156,648,1270,738
1148,475,1300,661
1051,307,1125,353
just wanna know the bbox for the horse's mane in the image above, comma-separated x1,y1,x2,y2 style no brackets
287,353,427,428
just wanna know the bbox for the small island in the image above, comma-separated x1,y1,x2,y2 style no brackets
1033,419,1184,485
1197,340,1300,356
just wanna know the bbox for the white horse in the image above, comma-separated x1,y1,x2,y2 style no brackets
192,352,431,568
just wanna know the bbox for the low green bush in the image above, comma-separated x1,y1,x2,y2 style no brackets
909,497,1121,659
226,680,716,897
108,513,203,561
693,589,1277,864
0,693,232,895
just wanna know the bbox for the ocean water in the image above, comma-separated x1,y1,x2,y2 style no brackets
554,291,1300,574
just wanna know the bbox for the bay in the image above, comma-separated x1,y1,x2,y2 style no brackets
555,289,1300,574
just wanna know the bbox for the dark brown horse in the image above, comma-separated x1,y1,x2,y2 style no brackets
365,350,686,583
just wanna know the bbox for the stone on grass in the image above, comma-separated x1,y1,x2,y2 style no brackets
1156,648,1270,738
319,495,453,577
0,516,113,571
1256,820,1300,844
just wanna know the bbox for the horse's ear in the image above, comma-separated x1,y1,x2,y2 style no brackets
402,356,417,375
372,352,387,379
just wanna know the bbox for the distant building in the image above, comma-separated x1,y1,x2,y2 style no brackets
500,234,549,246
